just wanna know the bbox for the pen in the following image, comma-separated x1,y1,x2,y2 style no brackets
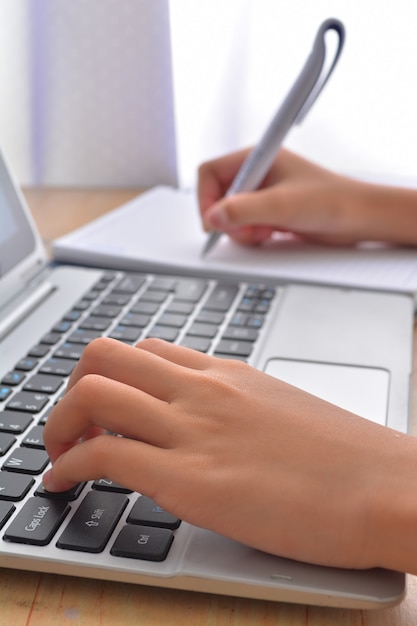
201,17,345,257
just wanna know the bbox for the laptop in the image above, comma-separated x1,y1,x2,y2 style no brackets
0,146,414,609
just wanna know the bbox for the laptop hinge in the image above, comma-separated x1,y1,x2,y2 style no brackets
0,280,55,341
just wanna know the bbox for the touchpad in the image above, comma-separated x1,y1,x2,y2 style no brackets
264,359,389,426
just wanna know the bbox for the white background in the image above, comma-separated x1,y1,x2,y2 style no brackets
171,0,417,186
0,0,416,187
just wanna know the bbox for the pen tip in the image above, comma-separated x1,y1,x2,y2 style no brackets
201,232,220,258
200,244,210,258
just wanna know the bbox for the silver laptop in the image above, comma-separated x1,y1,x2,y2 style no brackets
0,147,414,609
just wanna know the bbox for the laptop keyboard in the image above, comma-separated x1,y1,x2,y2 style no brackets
0,270,278,564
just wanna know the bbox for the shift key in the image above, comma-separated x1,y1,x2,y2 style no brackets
57,490,128,553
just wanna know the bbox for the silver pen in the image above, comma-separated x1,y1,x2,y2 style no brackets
201,17,345,257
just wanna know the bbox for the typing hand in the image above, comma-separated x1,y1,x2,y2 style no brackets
43,337,417,573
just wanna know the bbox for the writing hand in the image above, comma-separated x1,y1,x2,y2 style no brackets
198,148,417,247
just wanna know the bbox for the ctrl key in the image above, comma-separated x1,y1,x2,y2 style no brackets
3,497,70,545
111,524,174,562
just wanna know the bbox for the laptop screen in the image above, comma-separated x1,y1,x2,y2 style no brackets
0,150,36,278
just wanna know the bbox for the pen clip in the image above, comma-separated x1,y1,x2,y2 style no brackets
294,18,345,125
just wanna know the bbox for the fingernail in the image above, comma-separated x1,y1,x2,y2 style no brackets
205,202,230,230
42,468,58,492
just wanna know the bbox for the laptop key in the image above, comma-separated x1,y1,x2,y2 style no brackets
81,289,102,301
95,272,117,286
40,332,62,346
0,433,16,456
204,284,239,311
254,301,272,314
113,274,145,294
195,310,225,325
35,482,86,501
79,316,112,331
74,299,92,311
2,447,49,474
119,313,151,328
91,304,122,318
180,336,211,353
0,411,33,434
52,321,73,333
0,502,15,530
111,524,174,562
127,496,181,530
165,300,195,315
141,289,168,304
247,314,265,329
109,326,142,343
23,374,63,394
67,329,102,345
129,301,160,315
4,497,70,545
102,293,131,306
1,371,26,386
6,391,49,413
146,326,179,342
221,326,259,342
92,478,133,494
0,386,12,401
149,277,176,291
0,471,34,501
187,323,218,339
237,297,258,312
156,313,187,328
174,279,208,302
54,343,85,360
39,358,76,377
214,339,253,358
27,344,51,358
15,357,38,372
22,426,45,449
56,490,128,553
63,310,82,322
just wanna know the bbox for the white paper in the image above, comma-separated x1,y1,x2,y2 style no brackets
52,186,417,294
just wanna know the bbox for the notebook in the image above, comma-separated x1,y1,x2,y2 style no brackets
0,147,414,609
52,185,417,297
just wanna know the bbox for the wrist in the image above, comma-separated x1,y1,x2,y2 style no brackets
348,180,417,245
367,433,417,574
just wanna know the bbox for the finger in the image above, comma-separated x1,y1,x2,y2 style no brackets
203,185,304,232
65,337,196,400
197,148,252,222
136,337,213,370
197,147,300,218
43,434,167,496
226,225,276,246
43,373,176,464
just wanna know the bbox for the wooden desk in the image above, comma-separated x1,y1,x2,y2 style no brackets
1,187,416,626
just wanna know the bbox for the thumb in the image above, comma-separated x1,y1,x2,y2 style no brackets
203,185,311,232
